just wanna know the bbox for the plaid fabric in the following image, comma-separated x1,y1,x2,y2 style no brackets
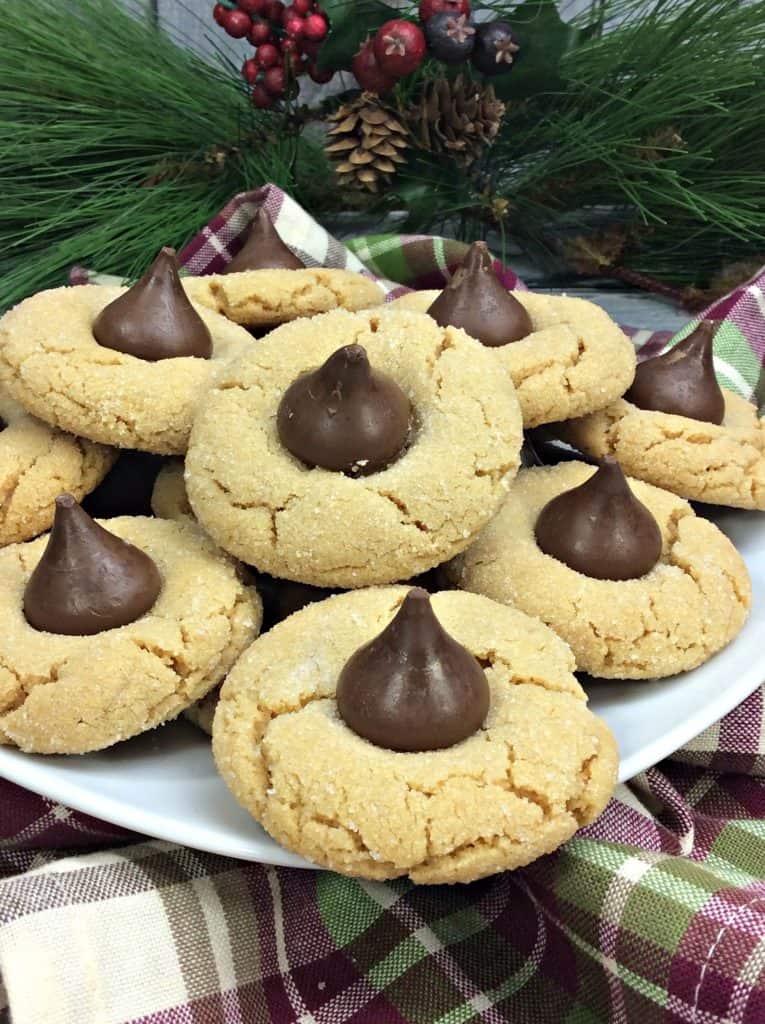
3,185,764,1024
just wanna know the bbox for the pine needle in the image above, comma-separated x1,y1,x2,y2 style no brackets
1,0,763,300
0,0,333,309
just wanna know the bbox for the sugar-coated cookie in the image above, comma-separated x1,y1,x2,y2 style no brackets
185,307,523,588
0,285,252,455
0,516,262,753
151,459,192,521
0,393,114,545
448,463,751,679
558,390,765,509
213,586,618,883
184,268,383,327
388,289,635,428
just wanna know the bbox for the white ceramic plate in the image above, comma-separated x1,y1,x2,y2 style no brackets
0,506,762,870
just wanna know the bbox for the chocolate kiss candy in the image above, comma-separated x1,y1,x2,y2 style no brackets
92,247,212,361
427,241,532,347
224,207,305,274
336,588,490,752
23,494,162,635
625,320,725,424
277,344,411,476
535,457,662,581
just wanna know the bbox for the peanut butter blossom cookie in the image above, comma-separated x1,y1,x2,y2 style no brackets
449,460,751,679
213,586,618,883
387,242,636,428
0,393,114,546
185,307,523,588
0,248,252,455
0,495,261,753
183,208,383,328
558,321,765,509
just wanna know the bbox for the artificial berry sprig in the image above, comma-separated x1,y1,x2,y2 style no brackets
211,0,331,108
424,12,476,64
373,19,427,78
471,20,521,76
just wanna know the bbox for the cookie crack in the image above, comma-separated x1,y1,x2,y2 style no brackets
511,330,586,389
0,434,59,528
210,477,298,547
663,506,692,547
130,637,188,680
475,648,583,698
426,332,456,376
668,541,749,612
565,753,598,825
9,377,97,422
374,489,429,533
0,657,69,721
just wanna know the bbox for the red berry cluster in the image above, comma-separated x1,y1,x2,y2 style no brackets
352,1,472,95
353,18,427,94
212,0,331,108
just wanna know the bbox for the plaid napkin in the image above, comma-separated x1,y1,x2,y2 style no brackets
3,185,764,1024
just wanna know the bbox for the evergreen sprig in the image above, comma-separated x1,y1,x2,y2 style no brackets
1,0,763,306
0,0,332,309
390,0,765,288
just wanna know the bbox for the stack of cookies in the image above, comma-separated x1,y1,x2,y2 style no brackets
0,207,759,885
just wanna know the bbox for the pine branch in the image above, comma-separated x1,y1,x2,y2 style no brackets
1,0,763,303
0,0,335,310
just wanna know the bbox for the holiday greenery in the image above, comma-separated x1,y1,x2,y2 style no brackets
0,0,330,311
1,0,764,312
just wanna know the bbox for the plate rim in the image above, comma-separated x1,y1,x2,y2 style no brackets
1,504,762,867
1,649,762,866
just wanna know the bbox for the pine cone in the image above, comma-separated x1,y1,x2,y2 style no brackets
410,75,505,167
325,93,409,194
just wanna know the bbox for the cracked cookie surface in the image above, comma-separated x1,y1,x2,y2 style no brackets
184,268,383,327
557,390,765,509
448,463,751,679
387,290,635,428
0,516,262,753
213,586,618,883
0,393,115,545
0,285,253,454
185,308,523,588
